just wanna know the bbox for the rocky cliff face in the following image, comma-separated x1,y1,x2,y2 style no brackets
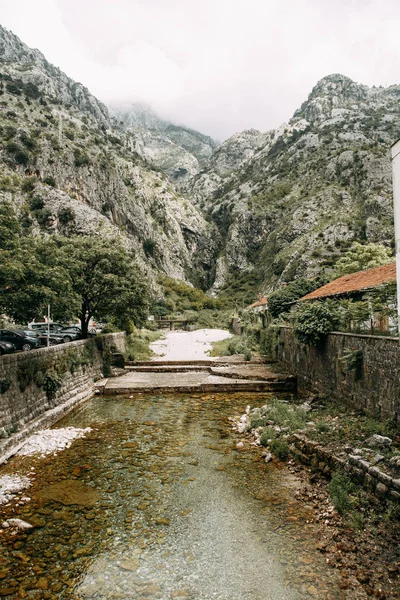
189,74,399,294
0,25,218,289
111,104,216,187
0,25,398,301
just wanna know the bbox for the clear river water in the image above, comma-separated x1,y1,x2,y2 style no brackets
0,392,344,599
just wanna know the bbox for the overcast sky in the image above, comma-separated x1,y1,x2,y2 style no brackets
1,0,400,140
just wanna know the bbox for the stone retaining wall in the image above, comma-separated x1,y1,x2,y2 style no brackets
276,327,400,426
0,333,125,462
291,434,400,502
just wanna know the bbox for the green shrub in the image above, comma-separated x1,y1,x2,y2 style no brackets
209,335,251,357
124,329,161,362
6,81,22,96
6,141,30,165
158,276,220,313
340,349,363,378
250,416,270,429
74,150,90,167
29,195,44,210
143,238,156,257
34,208,53,226
20,132,36,151
270,439,289,460
260,426,276,447
262,397,308,430
0,175,19,191
0,377,11,394
100,323,120,334
18,359,41,392
43,371,63,400
58,206,75,225
259,325,280,358
294,302,335,346
316,420,329,434
123,318,136,335
268,278,325,318
384,501,400,522
102,349,112,377
43,176,56,187
21,177,36,193
3,126,17,140
328,470,357,515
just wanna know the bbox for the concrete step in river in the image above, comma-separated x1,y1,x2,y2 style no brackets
97,359,296,395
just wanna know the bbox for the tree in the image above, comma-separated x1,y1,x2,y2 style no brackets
268,277,326,318
0,236,71,324
0,204,150,334
0,207,72,324
0,203,20,250
53,236,150,337
334,242,393,277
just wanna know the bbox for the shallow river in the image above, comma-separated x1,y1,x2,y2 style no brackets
0,393,343,599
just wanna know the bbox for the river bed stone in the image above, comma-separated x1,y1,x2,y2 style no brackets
0,392,394,599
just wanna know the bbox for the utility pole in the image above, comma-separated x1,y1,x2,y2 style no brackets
391,139,400,338
47,304,50,347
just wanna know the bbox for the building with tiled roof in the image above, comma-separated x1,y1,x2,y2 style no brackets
245,296,268,312
298,262,396,302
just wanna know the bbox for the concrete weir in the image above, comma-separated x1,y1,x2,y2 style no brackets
96,358,296,395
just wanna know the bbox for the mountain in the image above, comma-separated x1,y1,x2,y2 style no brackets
0,23,398,302
188,74,399,295
110,104,217,187
0,25,218,289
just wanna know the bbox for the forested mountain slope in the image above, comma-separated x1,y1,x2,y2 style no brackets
0,25,217,289
187,74,398,294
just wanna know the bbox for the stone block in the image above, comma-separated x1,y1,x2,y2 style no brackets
389,490,400,501
375,482,388,498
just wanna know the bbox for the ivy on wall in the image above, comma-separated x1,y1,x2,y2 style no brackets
15,341,98,400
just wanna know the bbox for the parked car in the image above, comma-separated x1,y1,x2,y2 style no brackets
17,328,64,347
37,333,65,346
28,322,65,334
0,341,16,355
57,327,82,343
0,330,41,351
19,329,40,339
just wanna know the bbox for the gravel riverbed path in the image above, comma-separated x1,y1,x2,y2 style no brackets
150,328,232,361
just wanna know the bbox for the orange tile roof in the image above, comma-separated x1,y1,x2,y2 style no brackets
299,261,397,301
246,296,268,309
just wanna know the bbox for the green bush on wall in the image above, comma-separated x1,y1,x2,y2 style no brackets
259,325,280,358
0,377,10,394
16,343,98,399
294,302,335,346
43,371,62,400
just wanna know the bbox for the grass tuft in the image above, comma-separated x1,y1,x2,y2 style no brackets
125,329,162,362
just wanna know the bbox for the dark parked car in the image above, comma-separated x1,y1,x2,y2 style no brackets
19,329,64,347
56,326,96,343
0,330,41,351
0,341,16,355
40,334,64,346
57,327,82,343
